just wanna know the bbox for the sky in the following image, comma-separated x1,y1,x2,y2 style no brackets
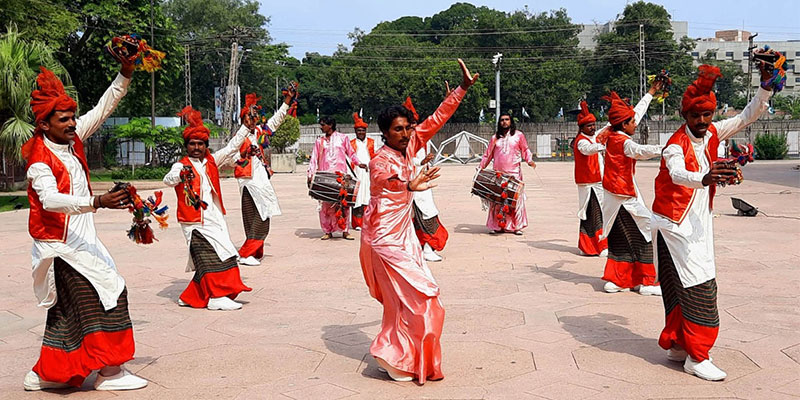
258,0,800,60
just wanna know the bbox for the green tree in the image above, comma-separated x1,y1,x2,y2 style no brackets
270,114,300,153
772,94,800,119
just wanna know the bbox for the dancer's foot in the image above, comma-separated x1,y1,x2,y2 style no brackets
342,232,354,240
603,281,630,293
637,285,662,296
375,357,413,382
238,256,260,266
423,243,443,262
599,249,609,257
684,356,726,381
94,367,148,391
321,233,332,240
23,371,70,391
514,230,523,235
207,296,242,311
177,298,189,307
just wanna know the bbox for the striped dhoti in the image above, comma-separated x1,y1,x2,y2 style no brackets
656,232,719,361
602,206,656,288
412,203,448,251
181,230,252,308
32,258,135,387
238,187,271,259
578,189,607,255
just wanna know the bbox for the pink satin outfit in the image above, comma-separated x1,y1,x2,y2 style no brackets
359,86,465,383
479,130,533,232
307,130,361,233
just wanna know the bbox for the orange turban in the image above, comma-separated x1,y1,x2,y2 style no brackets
403,96,419,122
577,100,596,126
240,93,261,119
177,106,209,142
352,112,368,129
30,67,77,124
602,91,635,126
681,64,722,114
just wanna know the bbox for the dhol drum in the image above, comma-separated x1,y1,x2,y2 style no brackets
471,169,524,210
309,171,359,206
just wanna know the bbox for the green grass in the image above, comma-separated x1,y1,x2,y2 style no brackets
0,195,30,212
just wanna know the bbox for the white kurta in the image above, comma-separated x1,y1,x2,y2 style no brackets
164,125,250,271
28,73,130,311
412,145,439,219
575,133,605,220
352,138,372,208
237,103,289,220
652,87,772,288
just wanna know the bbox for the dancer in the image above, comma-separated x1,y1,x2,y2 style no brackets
573,100,608,256
23,63,148,390
653,64,773,380
307,116,367,240
350,112,375,230
478,113,536,235
234,87,295,265
163,106,254,311
598,79,663,296
413,144,448,262
360,59,478,383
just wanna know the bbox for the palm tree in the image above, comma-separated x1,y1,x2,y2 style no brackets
0,24,76,162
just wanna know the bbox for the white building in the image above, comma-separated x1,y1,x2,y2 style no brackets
578,21,688,49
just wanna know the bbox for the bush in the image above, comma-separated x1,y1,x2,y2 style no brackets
271,115,301,153
753,133,788,160
108,165,171,181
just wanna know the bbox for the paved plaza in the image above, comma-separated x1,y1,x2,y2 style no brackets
0,161,798,399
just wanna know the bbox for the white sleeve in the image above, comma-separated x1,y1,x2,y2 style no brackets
577,139,605,156
632,93,653,125
27,163,95,214
75,73,131,141
212,125,250,167
162,162,184,187
663,144,705,188
714,87,772,141
623,139,662,160
266,103,290,132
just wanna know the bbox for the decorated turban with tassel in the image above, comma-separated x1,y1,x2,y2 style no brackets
602,91,635,126
577,100,596,126
177,106,209,142
681,64,722,114
240,93,261,119
352,112,368,129
403,96,419,122
30,67,77,124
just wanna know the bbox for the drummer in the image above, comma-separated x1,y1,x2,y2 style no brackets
478,114,536,235
307,116,367,240
349,112,375,231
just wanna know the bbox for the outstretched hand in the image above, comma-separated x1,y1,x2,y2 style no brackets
458,58,479,90
702,161,737,186
409,165,441,191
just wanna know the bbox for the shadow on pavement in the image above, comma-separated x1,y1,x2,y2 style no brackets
534,260,606,293
453,223,489,235
525,238,581,255
294,228,323,239
320,320,380,362
156,279,190,300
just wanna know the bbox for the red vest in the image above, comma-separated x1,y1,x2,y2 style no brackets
602,132,637,197
350,138,376,160
652,124,719,224
233,137,258,178
26,134,92,242
174,155,225,223
573,134,602,184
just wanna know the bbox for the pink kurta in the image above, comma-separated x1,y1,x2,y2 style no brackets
307,130,361,233
359,86,465,383
479,130,534,232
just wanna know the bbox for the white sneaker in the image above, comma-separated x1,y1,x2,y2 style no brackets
667,347,688,362
604,281,630,293
93,369,148,391
514,230,523,235
599,249,608,257
375,357,413,382
684,356,726,381
638,285,662,296
207,296,242,311
177,298,189,307
238,256,260,266
355,227,361,231
423,244,443,262
23,371,70,391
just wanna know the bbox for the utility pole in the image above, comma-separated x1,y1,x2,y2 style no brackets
638,24,646,100
184,45,191,107
492,52,503,125
746,33,758,143
222,39,239,135
275,76,279,111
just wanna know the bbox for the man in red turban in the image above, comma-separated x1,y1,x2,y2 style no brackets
652,63,774,381
349,111,375,230
572,100,607,257
598,78,665,297
162,106,258,311
22,59,151,391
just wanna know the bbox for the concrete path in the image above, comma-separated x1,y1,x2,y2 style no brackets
1,161,798,399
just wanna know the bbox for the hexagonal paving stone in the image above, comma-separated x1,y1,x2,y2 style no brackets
572,339,760,385
725,303,800,331
527,382,601,400
782,343,800,365
206,306,355,338
136,343,324,389
556,304,663,339
436,274,519,300
443,304,525,335
282,382,357,399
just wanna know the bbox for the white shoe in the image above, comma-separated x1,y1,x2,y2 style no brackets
514,230,523,235
638,285,662,296
355,227,361,231
604,281,630,293
667,347,688,362
599,249,608,257
23,371,70,391
423,244,443,262
177,299,189,307
684,356,726,381
93,369,148,391
207,296,242,311
375,357,413,382
238,256,260,266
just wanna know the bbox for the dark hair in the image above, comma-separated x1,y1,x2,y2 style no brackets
611,117,633,132
377,105,415,136
319,116,336,131
495,113,517,139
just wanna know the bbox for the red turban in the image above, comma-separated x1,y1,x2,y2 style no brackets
352,112,368,129
240,93,261,119
30,67,77,124
577,100,596,126
177,106,209,142
681,64,722,114
602,91,635,126
403,96,419,122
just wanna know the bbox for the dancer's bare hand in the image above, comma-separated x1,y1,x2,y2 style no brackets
702,162,737,186
409,165,440,191
527,161,537,168
96,190,130,209
458,59,479,90
421,153,435,165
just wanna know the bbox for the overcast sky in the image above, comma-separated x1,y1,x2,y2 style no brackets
258,0,800,59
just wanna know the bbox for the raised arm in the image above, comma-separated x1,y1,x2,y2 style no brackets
76,73,131,141
266,103,290,132
623,139,662,160
714,87,771,141
414,86,466,144
162,162,184,187
212,124,250,167
632,93,654,125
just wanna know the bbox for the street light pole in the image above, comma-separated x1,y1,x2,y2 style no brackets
492,53,503,125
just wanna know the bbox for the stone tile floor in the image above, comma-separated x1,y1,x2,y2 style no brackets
1,161,798,399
